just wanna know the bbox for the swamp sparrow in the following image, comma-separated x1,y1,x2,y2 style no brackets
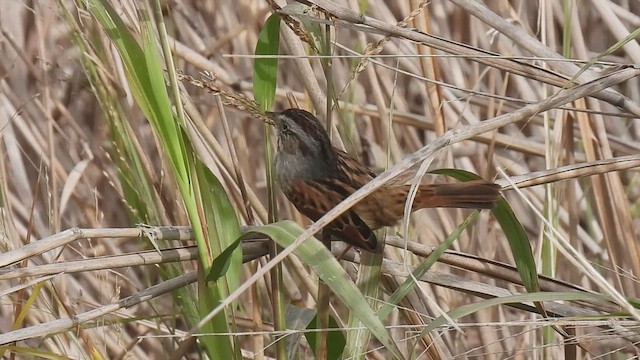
268,108,500,252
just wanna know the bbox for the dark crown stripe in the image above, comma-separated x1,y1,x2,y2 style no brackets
282,109,337,165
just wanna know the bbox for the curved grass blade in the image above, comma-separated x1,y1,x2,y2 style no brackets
88,1,241,358
241,221,405,359
378,210,480,320
430,168,539,292
420,291,607,336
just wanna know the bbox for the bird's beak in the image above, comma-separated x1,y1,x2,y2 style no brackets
265,111,278,126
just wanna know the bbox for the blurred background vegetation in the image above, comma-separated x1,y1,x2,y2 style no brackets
1,0,640,359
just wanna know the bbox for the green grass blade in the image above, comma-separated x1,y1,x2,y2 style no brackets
241,221,405,359
378,210,480,320
88,1,241,357
420,291,608,335
305,314,346,360
430,168,539,292
254,14,281,111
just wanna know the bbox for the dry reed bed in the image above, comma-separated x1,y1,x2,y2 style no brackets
1,0,640,358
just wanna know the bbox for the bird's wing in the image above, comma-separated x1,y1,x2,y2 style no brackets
285,178,377,252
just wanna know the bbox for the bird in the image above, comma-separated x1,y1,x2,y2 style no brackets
268,108,500,252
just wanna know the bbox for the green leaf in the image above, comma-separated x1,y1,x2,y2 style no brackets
254,14,281,111
284,305,317,358
88,1,240,357
198,162,242,287
421,291,607,336
241,221,405,359
305,314,346,360
430,168,539,292
493,195,539,292
282,3,323,52
378,210,480,320
207,236,243,283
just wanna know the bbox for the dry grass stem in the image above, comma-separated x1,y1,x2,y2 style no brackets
2,1,640,358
